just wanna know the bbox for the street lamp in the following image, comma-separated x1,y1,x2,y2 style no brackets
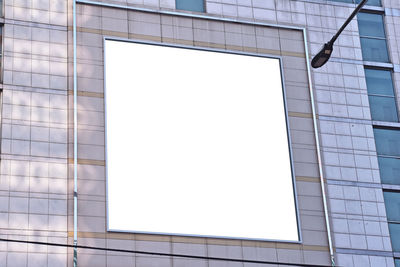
311,0,368,68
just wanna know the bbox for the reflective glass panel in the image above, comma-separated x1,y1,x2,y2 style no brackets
358,13,386,38
395,259,400,267
374,128,400,157
378,157,400,185
356,0,381,6
389,223,400,251
369,96,398,122
360,37,389,62
365,69,395,96
0,27,2,82
384,192,400,221
331,0,381,5
176,0,204,12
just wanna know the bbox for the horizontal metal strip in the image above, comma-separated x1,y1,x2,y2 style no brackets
336,247,394,257
68,158,105,166
327,179,382,188
382,184,400,191
288,112,314,118
318,115,373,125
296,176,321,182
68,90,104,98
372,120,400,129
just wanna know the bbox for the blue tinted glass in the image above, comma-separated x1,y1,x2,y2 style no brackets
356,0,381,6
361,38,389,62
331,0,381,5
395,259,400,267
389,223,400,251
384,192,400,221
374,128,400,157
379,157,400,185
358,13,385,38
176,0,204,12
365,69,395,96
369,96,398,122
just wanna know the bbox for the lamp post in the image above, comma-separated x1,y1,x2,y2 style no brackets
311,0,368,68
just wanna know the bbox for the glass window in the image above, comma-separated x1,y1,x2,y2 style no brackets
395,259,400,267
365,68,398,122
374,128,400,157
0,27,2,82
360,38,389,62
369,96,398,122
384,191,400,253
357,0,381,6
329,0,381,6
358,13,386,38
365,69,396,96
388,223,400,251
378,157,400,185
176,0,204,12
357,13,389,62
384,192,400,222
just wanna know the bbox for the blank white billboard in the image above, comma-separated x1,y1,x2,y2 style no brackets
104,39,299,241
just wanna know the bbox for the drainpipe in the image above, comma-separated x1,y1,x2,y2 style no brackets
72,0,78,266
303,29,335,267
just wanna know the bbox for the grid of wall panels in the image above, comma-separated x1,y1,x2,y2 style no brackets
357,8,400,266
0,0,400,266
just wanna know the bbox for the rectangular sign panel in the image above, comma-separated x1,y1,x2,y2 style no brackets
105,39,299,241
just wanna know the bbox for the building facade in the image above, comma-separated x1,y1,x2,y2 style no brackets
0,0,399,266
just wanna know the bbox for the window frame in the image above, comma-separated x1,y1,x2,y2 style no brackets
327,0,381,7
373,126,400,186
175,0,206,13
364,67,399,122
0,25,3,83
384,190,400,252
357,11,390,62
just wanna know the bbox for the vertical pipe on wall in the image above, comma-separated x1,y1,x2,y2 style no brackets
303,29,335,267
72,0,78,266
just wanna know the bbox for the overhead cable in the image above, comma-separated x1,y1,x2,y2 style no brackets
0,237,330,267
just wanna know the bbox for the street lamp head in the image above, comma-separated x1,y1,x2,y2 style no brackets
311,42,333,68
310,0,367,68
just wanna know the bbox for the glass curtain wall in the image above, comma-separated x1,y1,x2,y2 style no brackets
357,8,400,264
358,13,389,62
365,68,398,122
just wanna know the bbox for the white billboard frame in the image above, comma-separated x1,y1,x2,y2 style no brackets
103,37,301,243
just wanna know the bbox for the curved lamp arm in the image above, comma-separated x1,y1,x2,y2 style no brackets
311,0,368,68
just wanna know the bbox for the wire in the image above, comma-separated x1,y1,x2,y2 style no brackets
0,237,331,267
